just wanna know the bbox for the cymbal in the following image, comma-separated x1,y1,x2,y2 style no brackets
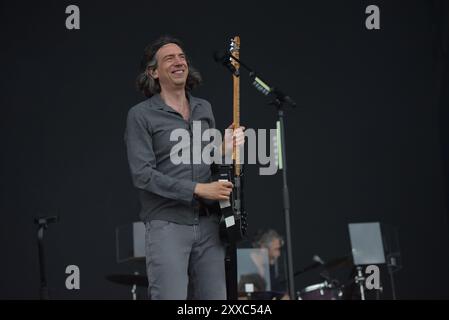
294,255,353,277
323,256,352,270
106,274,148,287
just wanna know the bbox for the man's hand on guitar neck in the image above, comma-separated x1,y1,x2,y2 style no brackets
194,181,233,201
222,123,246,157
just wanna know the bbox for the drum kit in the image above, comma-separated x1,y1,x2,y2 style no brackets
105,254,358,300
111,222,366,300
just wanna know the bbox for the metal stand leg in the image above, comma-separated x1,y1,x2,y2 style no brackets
132,271,139,300
355,266,366,300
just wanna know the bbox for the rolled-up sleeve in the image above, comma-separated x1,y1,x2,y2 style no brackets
125,107,196,204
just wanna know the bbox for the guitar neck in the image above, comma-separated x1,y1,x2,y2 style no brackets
232,39,241,176
233,73,241,176
233,71,240,129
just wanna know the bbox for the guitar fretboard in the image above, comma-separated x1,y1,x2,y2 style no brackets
231,36,241,176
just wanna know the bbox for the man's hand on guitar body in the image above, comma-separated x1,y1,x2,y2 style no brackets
194,181,234,200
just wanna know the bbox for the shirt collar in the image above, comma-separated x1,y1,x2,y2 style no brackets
150,92,202,114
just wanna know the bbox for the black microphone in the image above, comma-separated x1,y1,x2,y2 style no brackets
213,51,239,76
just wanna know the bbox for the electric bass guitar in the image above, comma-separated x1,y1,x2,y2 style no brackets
212,36,247,244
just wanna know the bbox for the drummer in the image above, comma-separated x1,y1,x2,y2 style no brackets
251,229,290,300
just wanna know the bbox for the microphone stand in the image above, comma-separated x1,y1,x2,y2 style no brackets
34,215,59,299
215,52,297,299
273,99,296,300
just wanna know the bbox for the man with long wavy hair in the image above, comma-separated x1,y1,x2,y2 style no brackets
125,35,244,300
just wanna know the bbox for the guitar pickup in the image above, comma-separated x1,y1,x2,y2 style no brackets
224,215,236,228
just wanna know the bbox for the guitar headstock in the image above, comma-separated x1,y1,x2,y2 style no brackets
229,36,240,73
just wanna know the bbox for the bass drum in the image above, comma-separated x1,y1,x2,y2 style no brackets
297,282,343,300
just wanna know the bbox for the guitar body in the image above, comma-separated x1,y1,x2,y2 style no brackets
211,164,247,243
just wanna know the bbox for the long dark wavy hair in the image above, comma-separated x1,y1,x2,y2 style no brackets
136,35,202,98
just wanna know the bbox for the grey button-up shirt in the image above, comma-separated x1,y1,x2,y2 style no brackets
125,93,216,225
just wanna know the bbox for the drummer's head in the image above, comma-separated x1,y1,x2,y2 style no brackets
253,229,284,265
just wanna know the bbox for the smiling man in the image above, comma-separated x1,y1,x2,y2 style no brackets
125,36,244,300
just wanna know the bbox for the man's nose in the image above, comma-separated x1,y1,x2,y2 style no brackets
174,56,185,65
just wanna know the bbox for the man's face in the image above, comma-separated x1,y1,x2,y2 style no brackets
150,43,189,91
268,238,282,264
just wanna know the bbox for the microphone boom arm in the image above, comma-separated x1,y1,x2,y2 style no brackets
218,53,297,108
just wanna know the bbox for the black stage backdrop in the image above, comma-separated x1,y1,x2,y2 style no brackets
1,0,448,299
